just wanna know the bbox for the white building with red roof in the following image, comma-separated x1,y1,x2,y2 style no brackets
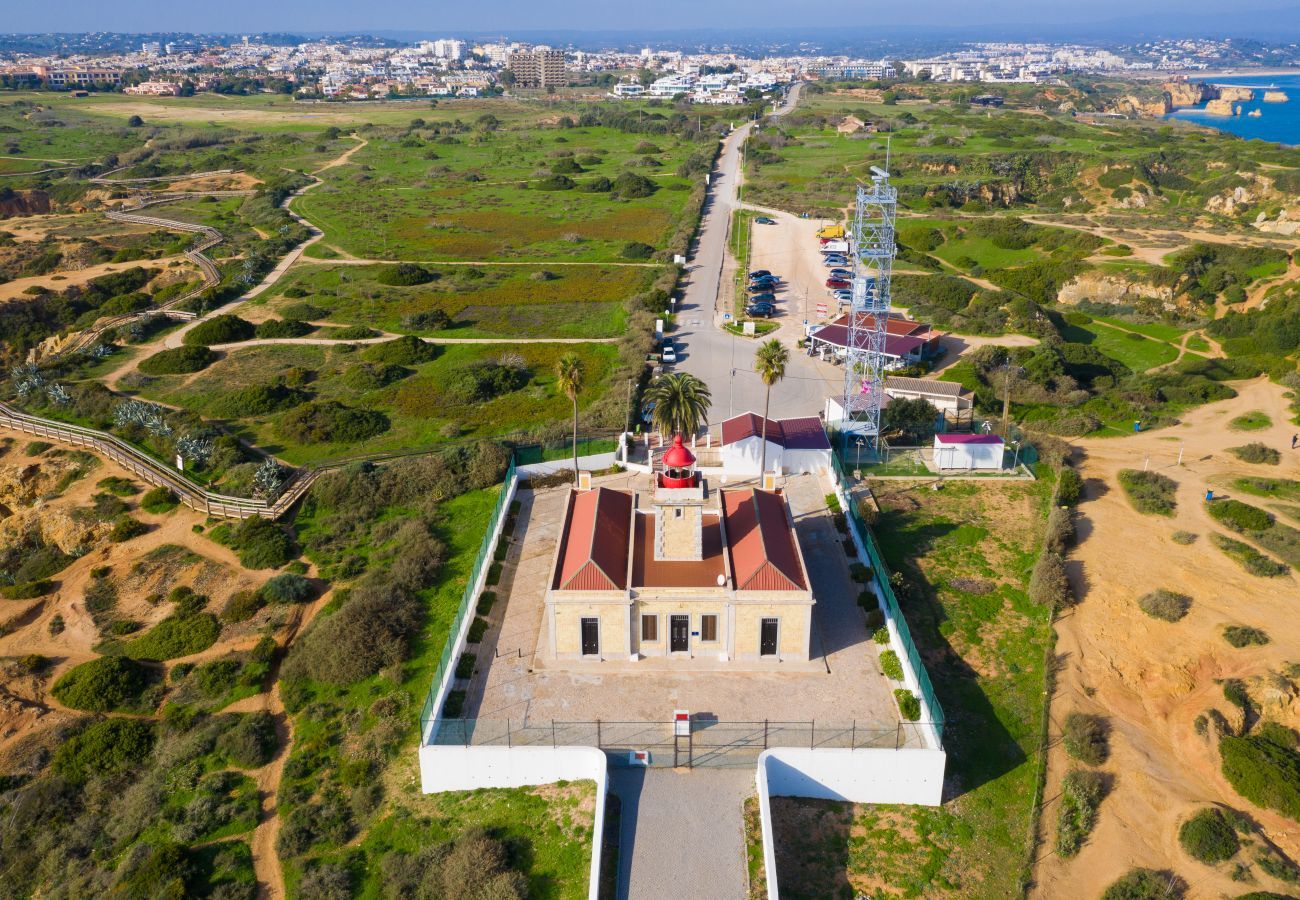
718,412,833,477
543,439,815,665
933,433,1005,470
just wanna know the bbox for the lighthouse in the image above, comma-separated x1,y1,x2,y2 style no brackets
658,433,698,489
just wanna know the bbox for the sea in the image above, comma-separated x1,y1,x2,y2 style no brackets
1165,73,1300,146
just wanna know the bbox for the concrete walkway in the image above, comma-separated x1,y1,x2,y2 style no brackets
611,767,753,900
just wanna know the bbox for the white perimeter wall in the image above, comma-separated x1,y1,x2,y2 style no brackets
755,747,947,899
516,450,618,478
420,745,607,900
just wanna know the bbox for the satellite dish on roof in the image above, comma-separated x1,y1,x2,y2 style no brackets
716,574,726,587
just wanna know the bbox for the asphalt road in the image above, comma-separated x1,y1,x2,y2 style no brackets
673,82,844,426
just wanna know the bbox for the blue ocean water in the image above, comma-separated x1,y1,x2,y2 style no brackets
1166,73,1300,146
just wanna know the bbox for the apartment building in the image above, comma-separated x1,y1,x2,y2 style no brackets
30,66,123,88
507,49,566,88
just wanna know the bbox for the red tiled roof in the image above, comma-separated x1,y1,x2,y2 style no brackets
720,414,830,450
827,312,932,337
809,325,934,358
721,489,806,591
554,487,633,591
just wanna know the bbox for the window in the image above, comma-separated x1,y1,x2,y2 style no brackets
675,507,683,518
701,614,718,642
641,614,658,642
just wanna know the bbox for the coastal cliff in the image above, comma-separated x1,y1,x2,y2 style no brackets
1264,90,1289,102
1204,98,1239,116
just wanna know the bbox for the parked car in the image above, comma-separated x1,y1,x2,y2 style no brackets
661,343,677,364
748,292,776,303
822,256,848,267
745,302,776,317
828,268,852,278
826,278,851,289
754,216,776,225
748,280,777,293
831,289,853,302
748,269,772,280
820,239,850,253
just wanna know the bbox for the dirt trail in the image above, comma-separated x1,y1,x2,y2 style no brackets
1034,378,1300,898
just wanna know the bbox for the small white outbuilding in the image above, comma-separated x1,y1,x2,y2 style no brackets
720,413,832,476
933,433,1004,471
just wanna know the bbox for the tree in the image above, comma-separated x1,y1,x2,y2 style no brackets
753,339,789,479
555,354,584,485
644,372,712,440
882,397,940,441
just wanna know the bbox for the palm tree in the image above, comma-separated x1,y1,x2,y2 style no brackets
555,353,584,485
644,372,712,440
753,338,789,480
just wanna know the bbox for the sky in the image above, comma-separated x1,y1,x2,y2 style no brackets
5,0,1287,37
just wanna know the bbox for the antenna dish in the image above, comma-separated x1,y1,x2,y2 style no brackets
870,165,889,179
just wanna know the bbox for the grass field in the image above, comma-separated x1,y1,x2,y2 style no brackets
255,262,652,339
1058,320,1179,372
134,341,619,464
768,477,1053,897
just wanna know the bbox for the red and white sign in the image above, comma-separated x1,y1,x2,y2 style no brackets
816,303,828,316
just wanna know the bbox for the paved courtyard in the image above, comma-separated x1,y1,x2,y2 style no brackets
455,471,917,747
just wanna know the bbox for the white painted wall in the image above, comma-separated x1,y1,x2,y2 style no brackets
934,439,1003,470
420,746,608,900
781,447,831,476
755,747,947,899
516,450,618,478
721,435,782,475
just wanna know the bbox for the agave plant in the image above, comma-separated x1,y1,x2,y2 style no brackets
10,364,45,398
252,458,286,500
175,432,215,466
113,399,173,437
46,383,71,405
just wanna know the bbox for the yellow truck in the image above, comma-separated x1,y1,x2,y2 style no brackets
816,224,845,239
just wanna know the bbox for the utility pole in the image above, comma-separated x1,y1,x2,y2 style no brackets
1000,360,1019,438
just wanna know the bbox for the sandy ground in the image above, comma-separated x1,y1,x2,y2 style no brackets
0,254,193,302
743,204,837,340
1034,378,1300,898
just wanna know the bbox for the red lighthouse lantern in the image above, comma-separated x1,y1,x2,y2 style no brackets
659,433,698,488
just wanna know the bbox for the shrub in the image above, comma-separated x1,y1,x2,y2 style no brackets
1208,499,1274,534
534,174,575,190
1044,506,1075,555
455,653,475,680
1223,625,1269,648
1172,531,1197,545
872,626,891,645
1229,411,1272,431
281,301,327,320
401,309,451,331
135,488,178,515
620,241,655,260
52,655,152,711
467,617,489,643
1102,868,1186,900
894,689,921,721
1062,712,1109,765
1220,727,1300,821
1230,443,1281,465
1179,807,1240,863
123,612,221,660
209,382,308,418
53,718,155,783
138,345,215,375
1212,534,1288,577
444,361,529,403
109,516,148,542
443,689,467,717
216,711,278,768
1223,678,1251,712
376,263,435,286
229,516,297,570
1117,469,1177,516
279,401,389,444
329,324,378,340
362,335,438,365
183,314,255,346
282,581,422,684
254,318,313,339
477,591,497,615
260,573,314,604
1056,467,1083,505
1056,768,1106,857
1,580,54,599
1029,551,1071,606
879,649,904,681
1139,589,1191,622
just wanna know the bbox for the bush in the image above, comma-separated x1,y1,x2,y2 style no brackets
216,711,278,768
1044,507,1075,555
1139,589,1191,622
1230,443,1281,465
209,382,308,418
1212,534,1289,577
620,241,655,260
254,318,313,339
1179,807,1240,863
260,573,314,604
872,626,891,645
279,400,389,444
878,649,904,681
53,717,155,783
1208,499,1274,533
1102,868,1186,900
228,516,297,570
894,689,921,721
401,309,451,332
123,612,220,660
183,314,255,346
362,335,438,365
1117,469,1177,516
534,174,575,190
282,581,422,684
1056,768,1106,857
52,655,152,711
444,361,529,404
455,653,475,680
467,617,489,643
611,172,656,198
1220,727,1300,821
1029,551,1070,606
140,486,179,513
1056,467,1083,505
1062,712,1109,765
376,263,435,286
1,579,54,599
1224,625,1269,648
109,516,148,542
138,345,215,375
1223,678,1251,711
1172,531,1197,545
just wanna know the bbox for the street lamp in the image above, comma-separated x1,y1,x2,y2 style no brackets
855,437,865,478
1010,439,1021,472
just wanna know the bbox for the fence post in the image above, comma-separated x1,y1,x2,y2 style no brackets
552,720,557,748
851,720,856,749
810,720,815,750
895,722,901,750
507,718,512,749
764,719,768,749
596,719,602,748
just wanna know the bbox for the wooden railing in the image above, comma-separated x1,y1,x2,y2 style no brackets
0,400,316,521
